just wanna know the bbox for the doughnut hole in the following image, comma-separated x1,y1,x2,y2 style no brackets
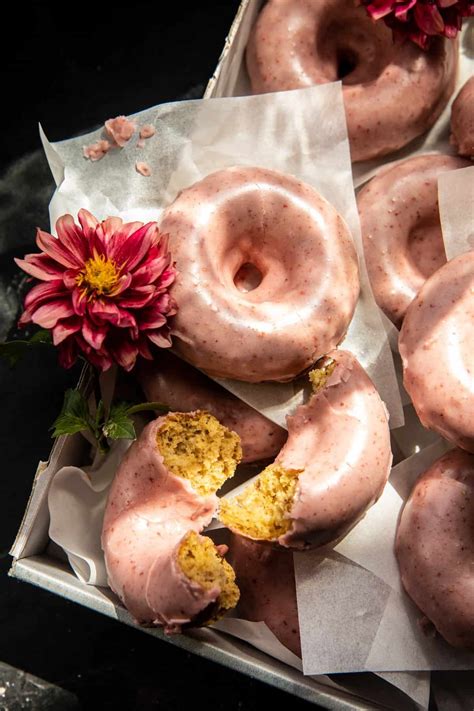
156,412,242,496
408,213,446,281
233,262,263,292
219,464,301,541
315,11,391,85
177,531,240,623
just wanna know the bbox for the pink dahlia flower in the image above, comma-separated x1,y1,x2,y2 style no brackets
360,0,474,48
15,210,177,372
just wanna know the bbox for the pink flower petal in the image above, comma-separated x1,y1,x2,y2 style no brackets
99,216,124,243
109,339,139,371
15,255,64,282
118,285,155,308
36,229,81,269
58,338,78,369
89,300,121,325
24,279,66,310
52,317,82,345
137,337,153,359
31,299,75,329
147,329,173,348
414,4,445,34
112,222,158,272
82,319,107,350
56,215,88,263
72,288,87,316
77,209,100,240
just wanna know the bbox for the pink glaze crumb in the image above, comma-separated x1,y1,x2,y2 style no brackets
140,124,156,139
136,161,151,177
82,140,111,161
137,138,146,149
105,115,136,147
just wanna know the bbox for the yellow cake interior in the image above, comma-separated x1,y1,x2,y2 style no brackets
309,356,336,392
219,463,301,541
156,411,242,496
178,531,240,621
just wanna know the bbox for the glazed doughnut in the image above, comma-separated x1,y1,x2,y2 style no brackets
161,166,360,383
246,0,458,162
137,351,287,463
359,154,469,327
396,449,474,650
102,411,241,631
451,77,474,159
228,534,301,657
399,252,474,453
220,350,392,550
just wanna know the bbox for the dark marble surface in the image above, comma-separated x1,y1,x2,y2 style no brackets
0,1,314,708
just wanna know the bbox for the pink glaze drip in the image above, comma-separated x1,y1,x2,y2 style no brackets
279,350,392,549
101,417,222,632
228,534,301,657
160,166,360,383
105,115,137,147
246,0,458,162
136,161,151,177
396,449,474,650
399,252,474,453
140,124,156,139
82,140,111,161
137,351,287,463
359,154,469,327
451,77,474,159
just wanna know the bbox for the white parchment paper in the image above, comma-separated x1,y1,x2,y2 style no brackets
41,82,403,430
438,164,474,260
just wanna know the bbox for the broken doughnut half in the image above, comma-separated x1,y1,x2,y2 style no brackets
220,350,392,549
101,411,241,632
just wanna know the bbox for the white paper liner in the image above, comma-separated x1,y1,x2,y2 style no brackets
40,82,403,431
438,164,474,260
352,20,474,187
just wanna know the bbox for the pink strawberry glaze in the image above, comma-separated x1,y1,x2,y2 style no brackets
101,417,222,632
359,154,469,327
451,77,474,159
396,448,474,650
279,350,392,549
160,166,360,383
138,351,287,463
399,252,474,453
246,0,457,162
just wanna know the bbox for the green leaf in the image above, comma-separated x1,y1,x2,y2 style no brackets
51,389,91,438
0,329,53,367
102,402,136,441
125,401,169,416
29,329,53,345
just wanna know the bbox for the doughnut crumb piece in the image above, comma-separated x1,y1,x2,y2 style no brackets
177,531,240,620
157,412,242,496
219,464,301,540
309,357,336,393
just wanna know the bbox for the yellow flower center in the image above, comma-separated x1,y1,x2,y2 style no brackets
76,254,120,298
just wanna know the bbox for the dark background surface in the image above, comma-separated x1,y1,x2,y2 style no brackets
0,1,315,708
